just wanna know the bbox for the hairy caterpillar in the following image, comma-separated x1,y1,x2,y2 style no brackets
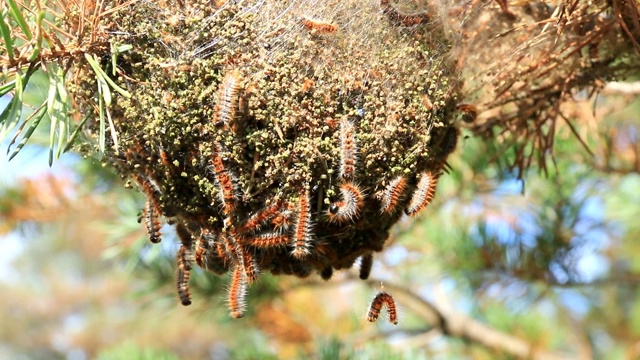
367,286,398,325
379,176,408,214
327,182,364,223
405,171,439,216
291,190,313,259
143,200,162,243
213,70,242,127
228,266,247,318
301,16,338,34
210,153,239,217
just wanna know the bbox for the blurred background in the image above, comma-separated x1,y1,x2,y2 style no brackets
2,76,640,359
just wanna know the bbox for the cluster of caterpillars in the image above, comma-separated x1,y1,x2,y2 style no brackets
135,101,442,318
123,0,448,319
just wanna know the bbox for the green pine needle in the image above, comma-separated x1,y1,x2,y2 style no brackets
28,10,46,62
0,79,16,97
5,0,32,40
85,53,131,98
63,113,90,154
0,9,14,61
8,103,46,161
98,81,106,155
0,70,24,141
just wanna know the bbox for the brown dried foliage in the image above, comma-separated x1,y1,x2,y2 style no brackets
453,0,640,175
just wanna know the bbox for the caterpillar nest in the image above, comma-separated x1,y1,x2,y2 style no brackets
71,0,460,318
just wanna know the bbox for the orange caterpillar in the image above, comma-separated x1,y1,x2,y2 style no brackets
327,182,364,223
301,78,314,93
271,208,293,232
241,247,259,284
224,222,259,284
339,117,358,179
195,235,208,269
195,228,221,271
291,190,313,259
421,94,433,110
367,286,398,325
210,153,238,216
228,266,247,318
251,232,290,249
359,253,373,280
175,223,193,306
221,228,245,268
405,171,439,217
126,145,168,217
238,201,284,234
175,222,193,251
456,103,478,123
213,69,242,127
158,146,175,176
380,0,429,27
143,200,162,243
215,240,228,262
301,16,338,35
379,176,408,214
131,173,165,216
196,233,231,276
176,245,192,306
208,240,231,275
